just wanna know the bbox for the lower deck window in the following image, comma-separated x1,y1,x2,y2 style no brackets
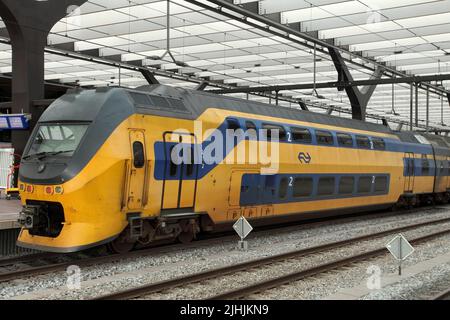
358,176,372,193
279,178,288,199
374,176,388,193
293,177,313,198
318,177,335,196
339,177,355,195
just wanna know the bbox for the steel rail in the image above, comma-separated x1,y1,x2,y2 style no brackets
0,252,60,268
431,288,450,300
93,216,450,300
1,206,431,283
210,228,450,300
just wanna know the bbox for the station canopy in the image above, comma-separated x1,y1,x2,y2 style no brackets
0,0,449,130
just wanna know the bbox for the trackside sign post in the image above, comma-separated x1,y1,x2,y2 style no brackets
233,216,253,251
386,234,415,276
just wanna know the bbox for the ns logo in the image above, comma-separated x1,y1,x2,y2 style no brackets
298,152,312,164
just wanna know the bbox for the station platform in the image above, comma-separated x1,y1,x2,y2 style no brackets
0,198,31,255
0,198,21,230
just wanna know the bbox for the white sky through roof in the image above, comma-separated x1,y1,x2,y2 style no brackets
0,0,448,128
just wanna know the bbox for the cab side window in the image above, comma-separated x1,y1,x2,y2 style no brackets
133,141,145,168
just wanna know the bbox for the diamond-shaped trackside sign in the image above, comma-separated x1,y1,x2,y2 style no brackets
386,234,415,261
233,216,253,240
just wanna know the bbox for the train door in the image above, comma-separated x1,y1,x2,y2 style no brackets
161,132,199,210
127,130,148,210
404,152,415,193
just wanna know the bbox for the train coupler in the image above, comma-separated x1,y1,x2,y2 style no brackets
17,205,40,229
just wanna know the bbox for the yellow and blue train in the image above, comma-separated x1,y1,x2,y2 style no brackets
16,85,450,253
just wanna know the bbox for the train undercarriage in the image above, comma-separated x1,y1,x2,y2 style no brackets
106,190,450,254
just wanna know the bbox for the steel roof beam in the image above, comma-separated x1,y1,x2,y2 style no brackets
209,73,450,94
140,69,160,85
0,38,441,132
329,47,381,121
187,0,449,98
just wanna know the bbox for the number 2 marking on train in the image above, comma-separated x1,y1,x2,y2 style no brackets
287,132,292,142
289,176,294,187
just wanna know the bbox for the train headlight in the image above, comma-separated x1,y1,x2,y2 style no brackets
19,183,25,191
54,186,64,195
26,185,34,193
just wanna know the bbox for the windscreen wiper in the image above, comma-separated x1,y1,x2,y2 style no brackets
46,150,75,156
22,152,48,160
22,150,75,161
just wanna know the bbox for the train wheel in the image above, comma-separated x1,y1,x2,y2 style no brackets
107,232,135,254
178,229,194,244
177,219,199,244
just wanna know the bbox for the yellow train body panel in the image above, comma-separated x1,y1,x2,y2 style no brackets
16,87,450,252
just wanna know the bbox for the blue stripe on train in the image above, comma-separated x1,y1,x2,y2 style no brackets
239,173,390,207
404,158,450,177
153,116,445,181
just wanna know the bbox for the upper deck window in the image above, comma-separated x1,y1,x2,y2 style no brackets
316,130,334,146
356,136,371,149
227,118,241,130
337,133,353,147
372,137,386,150
245,121,257,130
262,123,287,141
291,127,312,144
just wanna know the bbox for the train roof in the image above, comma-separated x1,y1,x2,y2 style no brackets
131,84,394,135
43,85,448,147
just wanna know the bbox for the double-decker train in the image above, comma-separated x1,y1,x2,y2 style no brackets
16,85,450,253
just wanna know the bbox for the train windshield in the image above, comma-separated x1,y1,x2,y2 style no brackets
25,124,89,158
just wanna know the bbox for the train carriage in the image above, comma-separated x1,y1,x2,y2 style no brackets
15,85,450,253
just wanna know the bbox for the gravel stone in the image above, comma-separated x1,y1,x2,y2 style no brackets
1,207,450,300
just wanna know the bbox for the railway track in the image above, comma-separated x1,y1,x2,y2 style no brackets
93,216,450,300
0,252,60,268
1,206,444,284
431,288,450,300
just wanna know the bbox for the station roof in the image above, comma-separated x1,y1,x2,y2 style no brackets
0,0,449,130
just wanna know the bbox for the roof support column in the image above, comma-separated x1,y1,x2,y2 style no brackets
426,88,430,133
415,83,419,128
410,84,414,131
0,0,87,154
328,47,382,121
